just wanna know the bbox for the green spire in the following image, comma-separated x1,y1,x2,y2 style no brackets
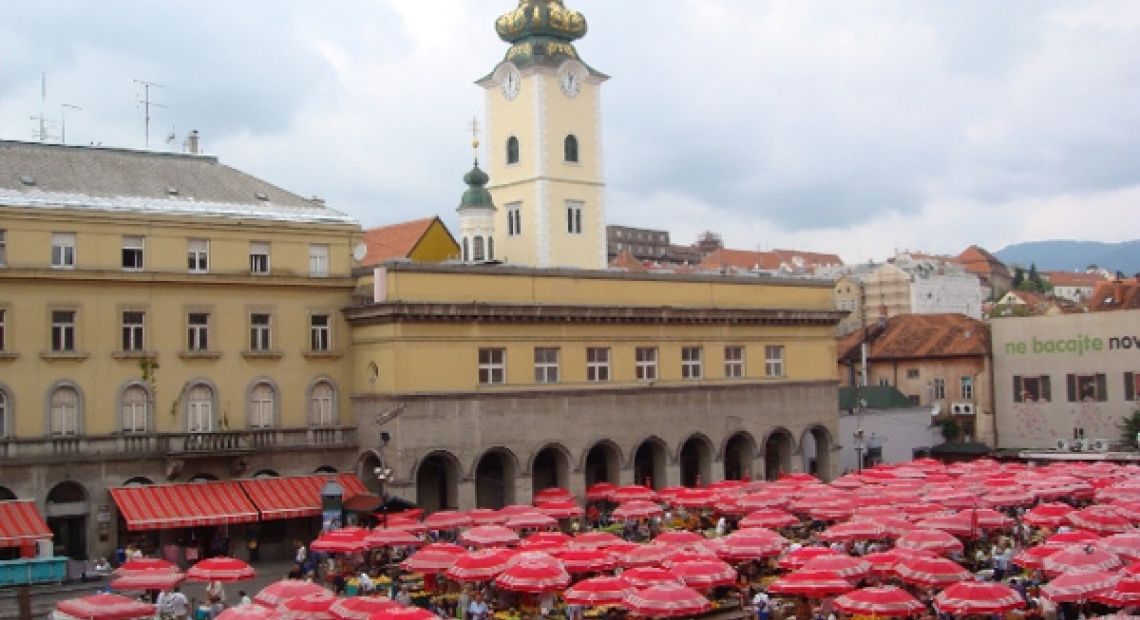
458,121,495,212
495,0,588,68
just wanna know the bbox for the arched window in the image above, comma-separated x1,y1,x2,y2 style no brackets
249,382,275,429
564,135,579,163
507,137,520,165
488,237,495,261
310,380,336,427
121,385,149,433
462,237,470,262
473,236,486,261
49,386,80,436
186,384,214,433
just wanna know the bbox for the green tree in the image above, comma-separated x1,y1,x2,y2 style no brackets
1119,410,1140,446
1028,263,1041,286
1011,266,1025,290
938,417,962,443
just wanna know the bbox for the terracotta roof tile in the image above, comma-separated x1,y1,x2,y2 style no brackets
1088,278,1140,311
608,249,649,272
953,245,1010,279
361,217,438,266
1043,271,1106,287
698,248,780,272
838,313,989,360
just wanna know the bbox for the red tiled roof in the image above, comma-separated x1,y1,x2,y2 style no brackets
953,246,1010,279
1003,290,1050,306
837,313,989,360
699,248,780,272
1088,278,1140,311
608,249,649,272
361,217,438,266
1043,271,1106,287
770,249,844,270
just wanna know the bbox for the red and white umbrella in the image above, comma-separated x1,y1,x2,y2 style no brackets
563,576,635,606
368,608,438,620
113,558,178,575
422,510,471,530
254,580,329,608
493,554,571,592
620,567,683,589
186,556,255,582
311,527,370,554
444,548,517,582
895,528,964,556
662,545,720,566
553,548,617,573
56,594,155,620
505,512,558,530
609,485,658,503
1025,503,1076,528
279,591,337,620
586,482,617,502
1047,530,1103,546
654,530,705,545
613,500,664,520
533,487,573,503
934,581,1025,616
717,528,787,561
520,531,571,550
893,555,971,588
466,508,506,526
1094,574,1140,607
767,570,855,597
609,543,674,568
819,520,887,542
863,548,933,576
777,547,841,570
738,492,792,512
802,554,871,580
834,586,926,618
366,528,422,548
916,514,975,537
670,559,737,589
570,531,624,549
328,597,399,620
983,489,1036,508
673,487,718,509
739,509,799,529
624,583,712,618
1068,506,1134,535
1042,570,1120,603
1042,544,1122,576
215,604,275,620
1102,533,1140,562
536,500,583,519
110,569,186,591
1014,545,1060,570
459,525,520,547
399,542,466,574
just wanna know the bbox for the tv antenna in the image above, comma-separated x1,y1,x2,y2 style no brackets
134,79,167,149
60,103,82,144
30,72,50,141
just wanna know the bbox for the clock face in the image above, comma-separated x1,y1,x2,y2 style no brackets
559,70,581,98
501,69,520,101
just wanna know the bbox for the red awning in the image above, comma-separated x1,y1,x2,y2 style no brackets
0,500,53,547
110,481,259,531
241,474,369,521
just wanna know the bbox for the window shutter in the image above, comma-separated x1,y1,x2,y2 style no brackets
1127,372,1136,402
1042,376,1052,402
1096,373,1108,402
1013,376,1023,403
1066,374,1077,402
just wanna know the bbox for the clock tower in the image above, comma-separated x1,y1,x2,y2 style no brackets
477,0,608,269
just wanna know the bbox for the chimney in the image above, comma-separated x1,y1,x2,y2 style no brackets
185,130,200,155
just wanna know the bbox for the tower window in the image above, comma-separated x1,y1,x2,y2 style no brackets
473,236,486,261
564,135,579,163
566,201,583,234
507,136,520,165
507,203,522,237
462,238,470,262
487,237,495,261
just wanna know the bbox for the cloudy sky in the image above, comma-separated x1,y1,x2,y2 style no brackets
2,1,1138,263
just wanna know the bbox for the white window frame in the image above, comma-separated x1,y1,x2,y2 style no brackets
51,310,76,353
479,348,506,385
311,382,335,427
932,377,946,400
309,244,329,277
960,376,974,400
0,229,7,267
50,387,80,436
249,313,272,351
636,347,658,381
765,345,785,377
121,235,144,271
0,308,6,352
724,345,745,378
586,347,610,382
121,385,149,434
566,201,583,235
681,346,703,380
187,239,209,273
310,314,331,352
187,312,210,351
507,203,522,237
187,386,213,433
121,311,145,352
249,241,270,275
51,232,76,269
534,347,560,384
250,383,275,429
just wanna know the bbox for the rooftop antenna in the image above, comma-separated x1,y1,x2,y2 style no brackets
30,72,50,141
134,79,167,149
60,103,81,144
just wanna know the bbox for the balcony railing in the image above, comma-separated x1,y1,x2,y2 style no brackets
0,426,357,464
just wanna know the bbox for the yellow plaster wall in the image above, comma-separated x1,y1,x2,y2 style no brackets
408,220,461,262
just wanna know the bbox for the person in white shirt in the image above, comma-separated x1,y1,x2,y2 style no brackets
238,591,252,606
167,586,190,620
358,571,375,594
468,593,490,620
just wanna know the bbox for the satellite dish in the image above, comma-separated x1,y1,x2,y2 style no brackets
352,243,368,262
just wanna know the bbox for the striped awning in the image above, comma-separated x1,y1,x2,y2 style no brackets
0,500,53,547
241,473,369,521
110,481,259,531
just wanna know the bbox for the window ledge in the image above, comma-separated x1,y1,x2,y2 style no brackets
179,350,222,360
111,351,158,360
40,351,89,361
302,351,343,360
0,352,18,361
242,350,284,360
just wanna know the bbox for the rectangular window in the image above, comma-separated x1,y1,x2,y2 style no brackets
187,239,209,273
566,201,583,235
0,309,5,351
681,346,703,380
187,313,210,351
932,377,946,400
534,347,560,384
879,378,891,387
1012,375,1052,402
249,241,270,274
507,203,522,237
310,314,331,352
586,347,611,382
724,346,745,378
121,235,144,270
249,313,272,351
309,244,329,277
0,229,6,266
635,347,658,381
478,348,506,385
960,376,974,400
1126,372,1140,401
1067,373,1107,402
51,232,76,268
51,310,76,352
765,345,785,377
906,368,920,379
121,311,145,352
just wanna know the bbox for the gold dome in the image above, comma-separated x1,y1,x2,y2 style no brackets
496,0,587,45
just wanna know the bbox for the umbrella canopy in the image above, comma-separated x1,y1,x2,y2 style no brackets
521,531,572,550
1042,544,1122,576
863,548,933,576
834,586,926,618
493,554,571,592
505,512,558,530
444,548,517,582
767,570,855,597
1042,570,1120,603
1103,533,1140,562
895,528,964,556
563,576,636,606
533,487,573,503
570,531,625,549
819,520,887,542
737,492,792,512
215,604,275,620
110,569,185,591
186,556,255,582
311,528,370,554
624,583,712,619
934,582,1025,616
366,528,423,548
893,555,971,588
613,500,664,520
56,594,155,620
609,485,659,503
654,530,705,545
1068,506,1134,535
1014,545,1061,570
553,548,617,573
460,525,521,547
1094,574,1140,607
367,608,438,620
536,500,583,519
673,487,718,509
717,528,787,561
621,567,684,589
399,542,466,574
609,543,674,568
586,482,618,502
113,558,178,575
329,598,399,620
801,554,871,580
279,591,337,620
670,559,737,589
422,510,472,530
739,509,799,529
254,580,330,608
1025,503,1077,528
1047,530,1102,546
465,508,506,526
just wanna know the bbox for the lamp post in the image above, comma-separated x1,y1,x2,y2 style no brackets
853,428,866,473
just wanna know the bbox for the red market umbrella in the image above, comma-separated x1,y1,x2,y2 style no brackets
934,581,1026,616
1047,530,1103,546
563,576,635,606
1025,503,1077,528
367,608,438,620
422,510,471,530
1068,506,1134,535
570,531,625,549
254,580,330,608
1102,533,1140,562
444,548,517,582
505,512,558,530
459,525,521,547
613,500,664,520
1042,570,1120,603
802,554,872,580
521,531,571,549
778,547,841,570
984,490,1036,508
895,528,964,556
465,508,506,526
738,492,792,512
717,528,787,561
280,591,337,620
863,548,933,576
654,530,705,545
110,569,186,591
916,514,975,537
1015,545,1060,570
366,528,423,548
56,594,156,620
1094,574,1140,607
621,567,683,589
586,482,618,502
609,485,658,503
113,558,178,575
624,583,712,618
740,508,799,529
662,546,720,566
533,487,573,503
553,548,617,573
186,556,255,582
673,487,718,509
536,500,583,519
834,586,926,618
670,559,737,589
893,555,971,588
311,528,370,554
399,542,466,574
1042,544,1122,576
216,604,276,620
819,520,887,542
767,570,855,597
493,554,571,592
329,597,399,620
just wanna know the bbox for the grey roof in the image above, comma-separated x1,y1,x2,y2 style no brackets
0,140,357,226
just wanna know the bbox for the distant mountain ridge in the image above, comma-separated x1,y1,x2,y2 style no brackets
995,240,1140,274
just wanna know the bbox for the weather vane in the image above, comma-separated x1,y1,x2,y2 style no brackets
470,116,481,163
